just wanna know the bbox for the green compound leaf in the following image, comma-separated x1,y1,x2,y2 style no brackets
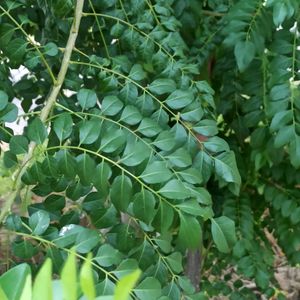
148,78,176,95
120,105,142,125
79,119,101,145
110,175,133,211
152,201,174,233
9,135,29,155
165,89,194,109
165,252,183,273
178,213,202,249
120,137,151,167
77,88,97,109
0,103,18,123
94,244,122,267
76,153,96,186
0,90,8,110
234,40,255,72
27,118,48,144
140,161,173,184
133,190,156,224
29,211,50,235
211,216,237,253
44,42,58,56
137,118,162,137
134,277,162,300
159,179,190,199
75,229,100,253
53,113,73,141
102,95,124,116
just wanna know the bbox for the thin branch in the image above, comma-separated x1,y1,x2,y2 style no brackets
0,0,85,224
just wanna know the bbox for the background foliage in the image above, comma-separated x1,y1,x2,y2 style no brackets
0,0,300,299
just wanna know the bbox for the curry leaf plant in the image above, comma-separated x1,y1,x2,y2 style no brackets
0,0,299,299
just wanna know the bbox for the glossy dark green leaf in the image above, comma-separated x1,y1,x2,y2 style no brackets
29,211,50,235
129,64,146,81
6,38,27,65
77,89,97,109
165,89,194,109
75,229,100,253
66,180,91,201
167,147,192,168
176,199,207,217
0,90,8,110
12,240,38,259
27,118,47,144
274,125,294,148
178,213,201,249
93,162,112,195
120,105,142,125
290,135,300,168
193,119,218,137
137,118,162,137
57,150,76,179
44,194,65,212
79,119,101,144
3,151,18,168
0,24,15,45
165,252,183,273
100,128,126,153
94,244,122,267
133,190,156,224
234,40,255,71
134,277,162,300
102,95,124,116
121,137,151,167
159,179,190,199
211,216,237,253
140,161,173,184
76,153,96,186
148,78,176,95
152,131,176,151
110,175,132,211
9,135,28,155
53,225,84,248
203,137,230,153
178,168,202,184
0,103,18,123
44,42,58,56
152,201,174,233
214,151,241,195
270,110,293,133
53,113,73,141
181,102,204,122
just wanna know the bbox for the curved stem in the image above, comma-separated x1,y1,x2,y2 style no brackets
0,0,85,224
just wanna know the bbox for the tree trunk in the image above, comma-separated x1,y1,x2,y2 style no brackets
185,249,201,291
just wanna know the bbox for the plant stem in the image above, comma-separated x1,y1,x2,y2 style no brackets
0,0,85,224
